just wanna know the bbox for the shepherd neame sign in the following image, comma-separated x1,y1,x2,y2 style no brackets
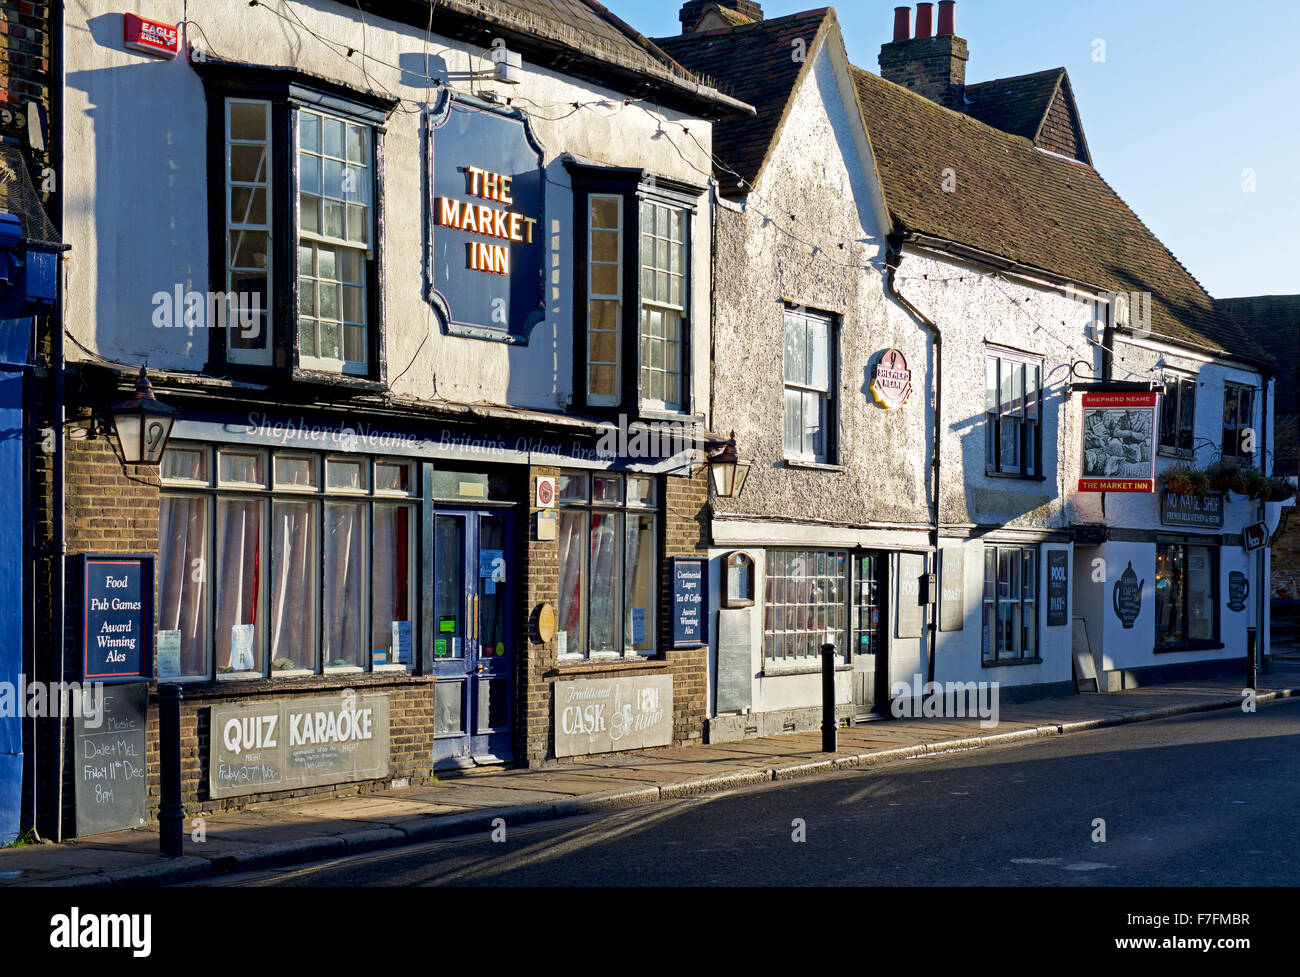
210,693,390,799
427,91,545,343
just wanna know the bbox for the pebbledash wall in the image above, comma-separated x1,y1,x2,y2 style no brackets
700,26,935,741
40,0,746,835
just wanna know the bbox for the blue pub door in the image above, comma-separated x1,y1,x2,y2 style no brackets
0,370,23,843
431,511,513,769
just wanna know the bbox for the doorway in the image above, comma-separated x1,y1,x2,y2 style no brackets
851,551,888,718
431,510,513,768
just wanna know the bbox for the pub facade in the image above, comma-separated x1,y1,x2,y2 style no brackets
32,0,751,836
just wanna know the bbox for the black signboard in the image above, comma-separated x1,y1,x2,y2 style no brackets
1160,490,1224,529
73,682,148,837
1227,571,1250,612
670,557,708,648
1047,550,1069,627
82,555,153,682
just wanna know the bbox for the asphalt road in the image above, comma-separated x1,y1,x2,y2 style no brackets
229,696,1300,887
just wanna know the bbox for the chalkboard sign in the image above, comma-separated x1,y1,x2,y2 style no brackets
82,555,154,682
897,554,926,639
939,549,964,632
73,682,148,837
670,557,708,648
1047,550,1069,627
716,608,752,713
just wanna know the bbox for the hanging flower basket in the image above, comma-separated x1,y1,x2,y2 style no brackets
1157,462,1195,495
1242,468,1266,499
1206,460,1244,494
1261,477,1296,503
1185,468,1210,497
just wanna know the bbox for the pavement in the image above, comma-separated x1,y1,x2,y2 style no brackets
2,673,1297,887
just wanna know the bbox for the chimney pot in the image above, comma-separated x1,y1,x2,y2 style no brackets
892,6,911,43
915,2,934,39
937,0,955,36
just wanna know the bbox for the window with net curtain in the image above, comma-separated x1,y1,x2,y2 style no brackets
157,446,415,679
556,472,657,659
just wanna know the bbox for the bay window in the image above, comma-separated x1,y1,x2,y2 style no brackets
570,164,702,417
201,65,390,379
157,445,417,680
556,471,658,659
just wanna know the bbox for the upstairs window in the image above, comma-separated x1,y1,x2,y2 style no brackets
1222,383,1256,462
985,351,1042,477
202,66,391,380
783,306,836,463
571,165,702,417
1159,373,1197,456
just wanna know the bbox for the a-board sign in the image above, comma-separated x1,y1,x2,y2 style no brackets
897,554,926,639
1047,550,1069,627
74,682,148,837
716,608,753,713
939,549,964,632
82,555,153,682
670,557,708,648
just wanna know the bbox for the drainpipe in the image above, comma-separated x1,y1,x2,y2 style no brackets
1259,376,1269,672
49,0,66,842
885,236,941,684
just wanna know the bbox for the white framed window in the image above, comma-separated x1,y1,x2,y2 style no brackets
982,545,1037,662
985,351,1042,477
296,108,372,375
639,200,686,411
783,306,835,462
1159,372,1197,456
556,472,658,659
224,99,273,366
1222,383,1256,462
763,549,847,661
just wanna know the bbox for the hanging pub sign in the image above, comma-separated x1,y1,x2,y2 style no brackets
1079,391,1157,492
1161,490,1224,529
81,555,153,682
427,91,545,344
870,349,913,409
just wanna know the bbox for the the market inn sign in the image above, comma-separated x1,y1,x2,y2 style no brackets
427,91,545,344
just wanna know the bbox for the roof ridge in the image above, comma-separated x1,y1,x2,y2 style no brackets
654,7,832,43
965,66,1065,90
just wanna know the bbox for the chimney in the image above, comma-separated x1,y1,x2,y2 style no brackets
679,0,764,32
879,1,969,108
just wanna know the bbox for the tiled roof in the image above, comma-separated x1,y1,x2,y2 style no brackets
655,9,835,196
963,68,1063,142
693,4,760,28
1218,296,1300,406
357,0,753,115
853,67,1269,363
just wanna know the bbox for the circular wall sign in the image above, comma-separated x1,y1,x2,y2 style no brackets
535,603,556,643
871,349,913,410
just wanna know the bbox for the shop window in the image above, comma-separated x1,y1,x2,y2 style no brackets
569,164,703,416
200,66,390,380
1158,373,1197,456
783,306,836,463
985,352,1042,477
556,472,657,660
157,446,417,680
1155,543,1218,648
1222,383,1256,463
762,550,847,661
982,545,1037,663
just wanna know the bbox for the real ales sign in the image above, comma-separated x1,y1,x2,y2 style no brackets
210,693,390,799
427,91,545,343
81,555,153,682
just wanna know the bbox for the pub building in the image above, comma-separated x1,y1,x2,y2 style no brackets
31,0,753,837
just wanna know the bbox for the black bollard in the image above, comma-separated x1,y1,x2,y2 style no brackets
158,683,184,858
1247,627,1258,692
821,644,837,753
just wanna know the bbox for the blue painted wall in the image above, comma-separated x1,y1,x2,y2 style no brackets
0,369,22,844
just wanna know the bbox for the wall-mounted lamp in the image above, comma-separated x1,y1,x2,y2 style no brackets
106,366,178,464
708,431,751,499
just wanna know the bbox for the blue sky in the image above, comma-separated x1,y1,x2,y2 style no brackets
616,0,1300,299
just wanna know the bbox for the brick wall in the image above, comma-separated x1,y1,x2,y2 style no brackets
1271,506,1300,598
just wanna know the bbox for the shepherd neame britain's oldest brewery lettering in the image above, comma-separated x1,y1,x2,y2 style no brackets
210,694,390,799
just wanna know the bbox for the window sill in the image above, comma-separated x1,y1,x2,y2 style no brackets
761,658,848,676
1154,642,1224,654
636,407,704,426
269,668,315,679
983,471,1048,482
548,657,669,678
782,458,844,473
290,369,388,394
324,665,365,675
158,670,435,700
981,657,1044,668
1157,448,1195,460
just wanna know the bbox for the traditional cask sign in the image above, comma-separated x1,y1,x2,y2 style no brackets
427,91,545,343
553,674,673,758
82,555,153,682
73,683,148,837
209,693,390,799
